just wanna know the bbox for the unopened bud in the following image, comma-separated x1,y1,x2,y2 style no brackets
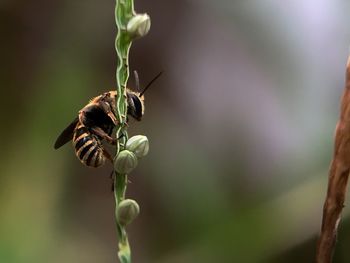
117,199,140,226
127,14,151,39
114,150,138,174
126,135,149,158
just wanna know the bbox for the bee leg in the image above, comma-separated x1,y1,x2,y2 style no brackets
117,130,127,140
110,169,115,192
101,148,115,191
102,148,114,163
99,100,118,125
90,127,117,145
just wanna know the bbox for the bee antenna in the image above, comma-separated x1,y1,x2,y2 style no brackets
133,70,140,91
140,71,163,96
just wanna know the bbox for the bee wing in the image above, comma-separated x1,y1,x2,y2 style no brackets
54,117,79,149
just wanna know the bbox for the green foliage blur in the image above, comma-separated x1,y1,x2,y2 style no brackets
1,0,350,262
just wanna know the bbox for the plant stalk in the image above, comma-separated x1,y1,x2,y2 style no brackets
114,0,134,262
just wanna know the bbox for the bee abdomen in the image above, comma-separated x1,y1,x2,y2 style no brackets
73,125,105,167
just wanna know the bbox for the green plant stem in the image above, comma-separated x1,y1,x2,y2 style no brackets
114,0,135,262
114,173,130,263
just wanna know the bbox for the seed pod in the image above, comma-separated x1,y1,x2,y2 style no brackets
127,14,151,39
126,135,149,158
117,199,140,226
114,150,138,174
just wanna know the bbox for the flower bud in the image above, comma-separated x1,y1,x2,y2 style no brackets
114,150,138,174
127,13,151,39
126,135,149,158
117,199,140,226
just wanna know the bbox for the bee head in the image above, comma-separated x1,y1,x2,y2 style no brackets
126,71,162,121
127,91,145,121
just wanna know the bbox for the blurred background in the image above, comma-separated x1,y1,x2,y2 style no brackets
1,0,350,262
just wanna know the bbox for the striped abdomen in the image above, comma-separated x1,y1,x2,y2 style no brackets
73,124,105,167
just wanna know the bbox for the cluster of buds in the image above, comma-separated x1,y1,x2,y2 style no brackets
114,135,149,226
114,135,149,174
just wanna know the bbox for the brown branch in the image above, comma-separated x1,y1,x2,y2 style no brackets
316,56,350,263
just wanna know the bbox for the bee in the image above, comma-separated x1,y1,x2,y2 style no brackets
54,72,161,167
